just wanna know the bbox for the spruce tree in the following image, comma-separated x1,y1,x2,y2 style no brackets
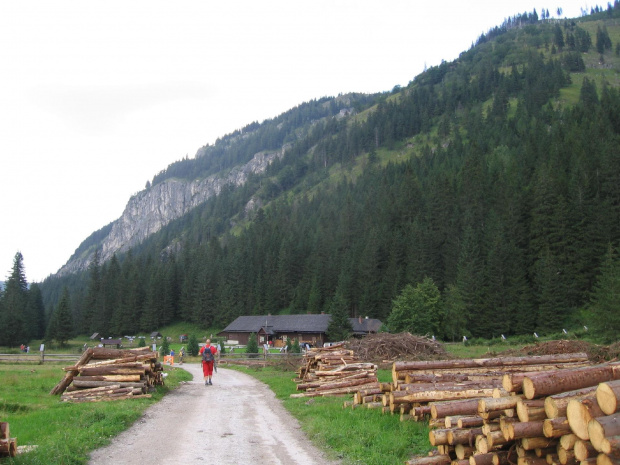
326,291,353,341
51,287,74,347
187,334,200,356
589,245,620,341
246,333,259,354
0,252,28,347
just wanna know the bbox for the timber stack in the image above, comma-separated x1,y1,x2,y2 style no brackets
291,343,380,398
394,353,620,465
49,346,163,402
0,422,16,458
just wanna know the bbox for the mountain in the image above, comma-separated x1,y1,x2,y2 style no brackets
39,7,620,341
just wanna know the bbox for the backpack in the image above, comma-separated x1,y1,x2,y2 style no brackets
202,346,215,363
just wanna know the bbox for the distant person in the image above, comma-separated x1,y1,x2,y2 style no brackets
199,339,217,386
179,347,185,364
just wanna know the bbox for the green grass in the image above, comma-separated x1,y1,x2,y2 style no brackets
229,366,432,465
0,364,191,464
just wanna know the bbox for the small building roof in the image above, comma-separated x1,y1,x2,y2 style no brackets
219,314,382,336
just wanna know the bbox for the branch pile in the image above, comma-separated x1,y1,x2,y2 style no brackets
49,346,163,402
344,332,447,361
0,422,16,458
291,343,380,398
386,353,620,465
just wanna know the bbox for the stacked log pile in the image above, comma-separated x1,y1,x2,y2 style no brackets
291,344,380,398
397,354,620,465
50,346,163,402
0,422,16,458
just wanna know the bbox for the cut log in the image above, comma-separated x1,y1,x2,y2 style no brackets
521,437,558,451
49,348,94,395
470,452,496,465
517,399,547,422
573,440,597,461
595,453,618,465
430,429,453,446
393,388,505,405
556,447,575,465
448,428,483,445
543,417,572,438
479,396,523,413
600,435,620,457
545,388,599,419
432,399,481,419
588,414,620,452
596,380,620,416
503,365,592,393
508,421,545,440
560,434,579,451
405,455,452,465
0,423,8,440
459,416,486,428
567,397,605,440
394,354,589,373
523,365,620,400
456,444,475,460
517,457,548,465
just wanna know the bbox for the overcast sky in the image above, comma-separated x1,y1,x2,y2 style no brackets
0,1,590,283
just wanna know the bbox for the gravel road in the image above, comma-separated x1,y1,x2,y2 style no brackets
88,363,340,465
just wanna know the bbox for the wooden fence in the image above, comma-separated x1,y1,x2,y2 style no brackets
0,353,81,363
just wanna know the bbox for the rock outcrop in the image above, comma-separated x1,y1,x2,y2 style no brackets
57,148,284,276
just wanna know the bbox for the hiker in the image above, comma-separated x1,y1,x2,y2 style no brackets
179,346,185,364
199,339,217,386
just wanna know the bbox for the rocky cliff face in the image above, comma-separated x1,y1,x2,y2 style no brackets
57,148,284,276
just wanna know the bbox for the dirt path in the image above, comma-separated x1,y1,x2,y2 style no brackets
88,364,340,465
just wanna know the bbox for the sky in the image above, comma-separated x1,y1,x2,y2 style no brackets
0,1,591,283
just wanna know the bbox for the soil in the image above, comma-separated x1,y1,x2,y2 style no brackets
88,364,340,465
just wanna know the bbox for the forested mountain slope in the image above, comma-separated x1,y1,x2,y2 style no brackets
37,7,620,343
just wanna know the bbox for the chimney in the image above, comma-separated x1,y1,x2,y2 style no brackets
358,316,362,324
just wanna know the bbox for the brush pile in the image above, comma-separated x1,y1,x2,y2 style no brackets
345,332,447,361
50,346,163,402
291,343,380,398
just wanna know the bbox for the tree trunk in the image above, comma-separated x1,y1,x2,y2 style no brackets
523,365,620,400
544,387,598,419
479,396,523,413
49,348,94,395
432,399,481,419
517,399,547,422
393,388,504,405
573,439,597,461
567,397,605,440
405,454,452,465
587,413,620,452
508,421,545,440
596,380,620,416
543,417,572,438
394,354,589,373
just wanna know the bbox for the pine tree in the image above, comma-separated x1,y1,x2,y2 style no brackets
589,245,620,341
0,252,28,347
326,291,353,341
49,287,74,347
246,333,259,354
188,334,200,356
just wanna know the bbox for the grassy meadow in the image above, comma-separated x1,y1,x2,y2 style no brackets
0,364,191,465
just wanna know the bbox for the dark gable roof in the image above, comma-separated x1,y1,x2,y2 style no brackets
220,314,382,334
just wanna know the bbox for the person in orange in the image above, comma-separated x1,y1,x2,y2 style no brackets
199,339,217,386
